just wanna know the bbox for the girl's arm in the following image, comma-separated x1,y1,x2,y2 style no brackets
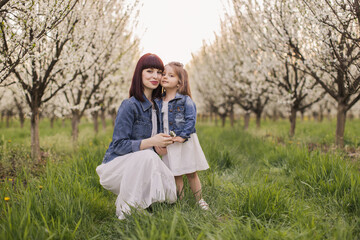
178,96,197,140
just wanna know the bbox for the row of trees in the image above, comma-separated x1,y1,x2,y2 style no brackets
1,0,359,161
188,0,360,147
0,0,140,160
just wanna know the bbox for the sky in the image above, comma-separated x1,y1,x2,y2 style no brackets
132,0,227,66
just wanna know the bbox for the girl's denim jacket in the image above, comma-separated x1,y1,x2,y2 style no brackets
102,95,161,164
154,92,197,140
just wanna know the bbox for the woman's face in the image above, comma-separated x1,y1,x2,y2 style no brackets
142,68,162,91
161,65,179,90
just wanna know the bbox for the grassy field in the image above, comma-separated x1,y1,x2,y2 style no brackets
1,118,360,239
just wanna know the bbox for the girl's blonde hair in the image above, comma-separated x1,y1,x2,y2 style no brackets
166,62,192,98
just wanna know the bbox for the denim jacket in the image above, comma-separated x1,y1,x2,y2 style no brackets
155,92,196,140
102,95,161,164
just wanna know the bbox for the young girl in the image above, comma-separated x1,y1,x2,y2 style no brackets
155,62,210,210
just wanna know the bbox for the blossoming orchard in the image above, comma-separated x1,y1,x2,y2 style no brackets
1,1,360,239
188,0,360,146
0,0,139,160
1,0,360,163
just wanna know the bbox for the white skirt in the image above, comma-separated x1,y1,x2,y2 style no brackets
96,149,177,219
162,133,210,176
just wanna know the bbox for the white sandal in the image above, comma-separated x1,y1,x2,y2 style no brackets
197,199,210,210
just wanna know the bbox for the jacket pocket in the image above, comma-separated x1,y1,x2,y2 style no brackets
133,117,151,138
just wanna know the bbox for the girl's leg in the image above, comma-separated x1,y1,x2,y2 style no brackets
186,172,202,201
175,175,184,199
186,172,209,210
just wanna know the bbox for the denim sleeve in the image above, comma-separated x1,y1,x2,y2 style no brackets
112,100,142,156
178,96,197,139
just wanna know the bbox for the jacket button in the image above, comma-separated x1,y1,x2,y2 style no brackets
169,122,173,125
169,109,172,112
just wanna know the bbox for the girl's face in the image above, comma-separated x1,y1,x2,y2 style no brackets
142,68,162,91
161,65,179,90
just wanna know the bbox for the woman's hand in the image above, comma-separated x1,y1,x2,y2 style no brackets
155,146,167,156
152,133,173,147
173,136,186,143
140,133,173,150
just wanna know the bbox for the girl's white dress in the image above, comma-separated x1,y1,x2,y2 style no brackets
96,109,177,219
161,101,209,176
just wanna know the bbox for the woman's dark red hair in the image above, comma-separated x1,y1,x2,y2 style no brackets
129,53,164,102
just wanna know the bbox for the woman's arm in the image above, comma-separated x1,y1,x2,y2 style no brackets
111,100,140,155
112,100,173,155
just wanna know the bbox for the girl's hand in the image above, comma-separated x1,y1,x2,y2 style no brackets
155,146,167,156
173,136,185,143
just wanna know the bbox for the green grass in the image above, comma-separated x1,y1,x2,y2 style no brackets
1,118,360,239
246,118,360,147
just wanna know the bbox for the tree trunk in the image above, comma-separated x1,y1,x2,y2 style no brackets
1,110,4,122
220,115,226,127
30,106,41,161
255,112,261,129
272,108,278,121
71,110,80,142
201,113,206,122
50,116,55,128
111,110,116,127
18,110,25,128
289,107,297,137
312,111,318,121
15,101,25,128
62,118,66,128
243,112,250,130
319,105,324,122
101,109,106,131
93,111,99,134
335,102,347,147
214,114,218,126
230,108,235,127
6,110,11,128
326,108,331,121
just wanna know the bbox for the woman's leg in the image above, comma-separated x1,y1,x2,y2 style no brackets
186,172,202,201
175,175,184,199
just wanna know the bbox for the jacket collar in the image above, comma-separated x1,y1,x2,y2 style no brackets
140,94,153,112
174,92,183,100
154,97,162,108
161,92,183,102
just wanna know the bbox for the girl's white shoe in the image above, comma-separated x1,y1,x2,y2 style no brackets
197,199,210,210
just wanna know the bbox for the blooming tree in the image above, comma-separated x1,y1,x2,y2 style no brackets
0,0,79,84
293,0,360,146
230,0,326,136
60,0,140,141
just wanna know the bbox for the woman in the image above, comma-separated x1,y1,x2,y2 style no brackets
96,53,177,220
